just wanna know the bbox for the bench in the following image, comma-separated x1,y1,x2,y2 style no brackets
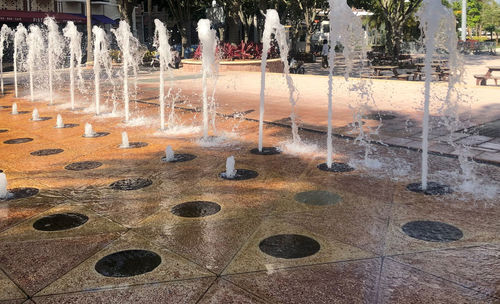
360,74,392,80
474,74,500,86
396,74,410,80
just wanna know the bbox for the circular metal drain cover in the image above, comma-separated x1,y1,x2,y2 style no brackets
109,178,153,190
31,117,51,121
33,213,89,231
0,105,11,109
294,190,341,206
406,182,453,195
0,129,8,133
317,162,354,173
220,169,258,181
259,234,320,259
64,161,102,171
30,149,64,156
56,123,79,129
402,221,463,242
2,187,39,201
364,113,397,120
3,138,33,144
12,111,30,115
82,132,110,138
119,142,148,149
171,201,221,218
95,250,161,277
250,147,281,155
161,154,197,163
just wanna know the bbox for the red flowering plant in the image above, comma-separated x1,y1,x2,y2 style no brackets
193,41,279,61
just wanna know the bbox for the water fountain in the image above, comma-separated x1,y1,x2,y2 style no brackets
120,131,130,148
32,108,40,121
165,145,175,162
255,10,297,155
224,156,237,179
63,22,83,110
27,25,44,102
92,26,113,116
0,171,8,200
320,0,365,172
44,17,64,105
55,114,64,128
407,0,457,195
0,25,12,95
112,21,142,123
197,19,218,139
11,103,18,115
153,19,172,131
13,24,27,98
84,123,95,137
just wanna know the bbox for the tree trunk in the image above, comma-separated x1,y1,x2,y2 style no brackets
305,32,312,53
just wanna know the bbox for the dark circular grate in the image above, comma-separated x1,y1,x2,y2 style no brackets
406,182,453,195
219,169,259,181
95,250,161,277
30,149,64,156
161,154,197,163
250,147,281,155
259,234,320,259
3,138,33,144
31,117,52,122
171,201,221,218
294,190,341,206
402,221,463,242
0,129,8,133
119,142,148,149
0,105,11,109
56,123,79,129
83,132,110,138
33,213,89,231
64,161,103,171
317,162,354,173
3,187,39,201
12,111,30,115
364,112,397,120
109,178,153,191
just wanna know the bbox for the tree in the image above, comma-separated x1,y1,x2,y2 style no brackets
452,0,484,37
116,0,138,25
481,0,500,42
286,0,328,53
161,0,208,52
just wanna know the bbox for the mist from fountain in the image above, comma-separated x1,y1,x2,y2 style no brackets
197,19,218,139
11,102,18,115
63,22,83,110
14,24,27,98
27,25,44,102
92,26,113,116
153,19,172,131
112,21,142,123
44,17,64,105
0,25,12,95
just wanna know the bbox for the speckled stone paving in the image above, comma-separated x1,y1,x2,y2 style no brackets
0,74,499,304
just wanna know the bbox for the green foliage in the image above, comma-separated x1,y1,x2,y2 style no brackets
452,0,484,28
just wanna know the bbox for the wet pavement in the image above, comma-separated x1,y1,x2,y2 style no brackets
0,76,499,304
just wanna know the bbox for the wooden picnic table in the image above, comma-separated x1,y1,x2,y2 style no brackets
474,66,500,85
372,65,399,76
